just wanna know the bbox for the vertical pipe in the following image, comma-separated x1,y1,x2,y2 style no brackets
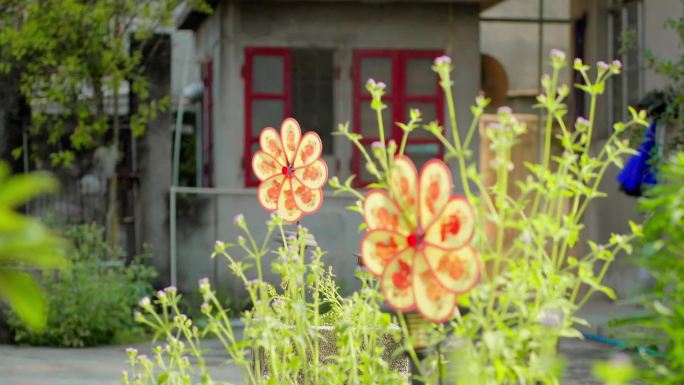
170,46,191,287
538,0,545,162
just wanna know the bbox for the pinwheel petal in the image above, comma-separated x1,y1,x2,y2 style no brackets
293,131,323,168
294,159,328,189
388,156,418,220
425,197,475,250
280,118,302,165
381,248,416,312
418,159,452,230
277,180,303,222
363,190,411,233
257,175,285,211
252,151,283,181
413,253,458,322
259,127,287,166
360,229,409,276
424,244,480,294
291,177,323,214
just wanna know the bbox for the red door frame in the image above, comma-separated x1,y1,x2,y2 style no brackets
243,47,292,187
352,49,445,186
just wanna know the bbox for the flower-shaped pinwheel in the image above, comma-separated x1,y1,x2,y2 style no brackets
361,156,479,322
252,118,328,222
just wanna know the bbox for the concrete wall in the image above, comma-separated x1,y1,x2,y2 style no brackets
175,1,482,297
571,0,683,298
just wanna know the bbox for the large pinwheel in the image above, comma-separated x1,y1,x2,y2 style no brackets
252,118,328,222
361,156,480,322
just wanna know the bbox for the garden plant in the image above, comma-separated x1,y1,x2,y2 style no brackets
124,50,646,384
6,223,157,347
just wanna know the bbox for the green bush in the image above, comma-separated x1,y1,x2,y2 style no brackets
6,223,156,347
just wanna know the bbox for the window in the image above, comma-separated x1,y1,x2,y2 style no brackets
352,50,445,185
243,47,335,187
609,0,642,129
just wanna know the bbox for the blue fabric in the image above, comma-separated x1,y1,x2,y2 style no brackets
617,121,657,196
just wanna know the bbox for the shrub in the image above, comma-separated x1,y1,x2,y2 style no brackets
6,223,156,347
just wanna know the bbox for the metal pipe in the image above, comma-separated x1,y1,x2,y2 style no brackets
170,46,192,287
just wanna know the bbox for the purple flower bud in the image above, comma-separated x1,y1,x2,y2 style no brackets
126,348,138,355
233,214,245,226
597,244,605,251
597,61,609,70
138,296,151,308
434,55,452,65
522,234,532,244
371,141,384,149
497,106,512,115
201,302,211,313
549,49,566,61
366,78,376,88
376,81,386,90
612,60,622,69
198,277,210,290
163,286,177,294
576,116,590,127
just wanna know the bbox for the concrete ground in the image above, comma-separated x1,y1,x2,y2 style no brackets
0,300,640,385
0,338,629,385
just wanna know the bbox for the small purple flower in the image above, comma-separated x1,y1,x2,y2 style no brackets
366,78,376,88
163,286,177,294
573,58,584,69
521,234,532,244
497,106,512,115
156,290,165,298
434,55,452,65
611,60,622,69
126,348,138,355
198,277,210,290
371,141,384,149
201,302,211,313
376,81,386,90
597,61,609,70
233,213,245,226
138,296,151,308
576,117,590,130
597,244,605,251
549,49,566,61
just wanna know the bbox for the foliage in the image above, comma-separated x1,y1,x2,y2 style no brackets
613,152,684,384
6,223,157,347
0,161,67,331
331,50,644,384
0,0,210,167
125,214,406,385
125,50,644,384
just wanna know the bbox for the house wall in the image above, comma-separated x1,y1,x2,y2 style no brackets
176,1,481,297
570,0,683,298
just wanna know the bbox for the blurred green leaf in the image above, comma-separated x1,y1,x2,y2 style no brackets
0,270,46,331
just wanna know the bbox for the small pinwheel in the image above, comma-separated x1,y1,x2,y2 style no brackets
361,156,480,322
252,118,328,222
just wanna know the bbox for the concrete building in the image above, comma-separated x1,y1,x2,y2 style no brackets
163,0,682,302
171,0,490,296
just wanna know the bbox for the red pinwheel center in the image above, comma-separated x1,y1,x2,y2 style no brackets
281,165,294,177
406,230,424,248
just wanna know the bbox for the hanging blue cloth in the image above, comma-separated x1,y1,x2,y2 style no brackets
617,120,657,196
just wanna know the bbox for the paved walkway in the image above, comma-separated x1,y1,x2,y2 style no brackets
0,338,626,385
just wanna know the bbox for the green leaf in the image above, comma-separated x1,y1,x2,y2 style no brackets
0,172,58,208
0,270,46,331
